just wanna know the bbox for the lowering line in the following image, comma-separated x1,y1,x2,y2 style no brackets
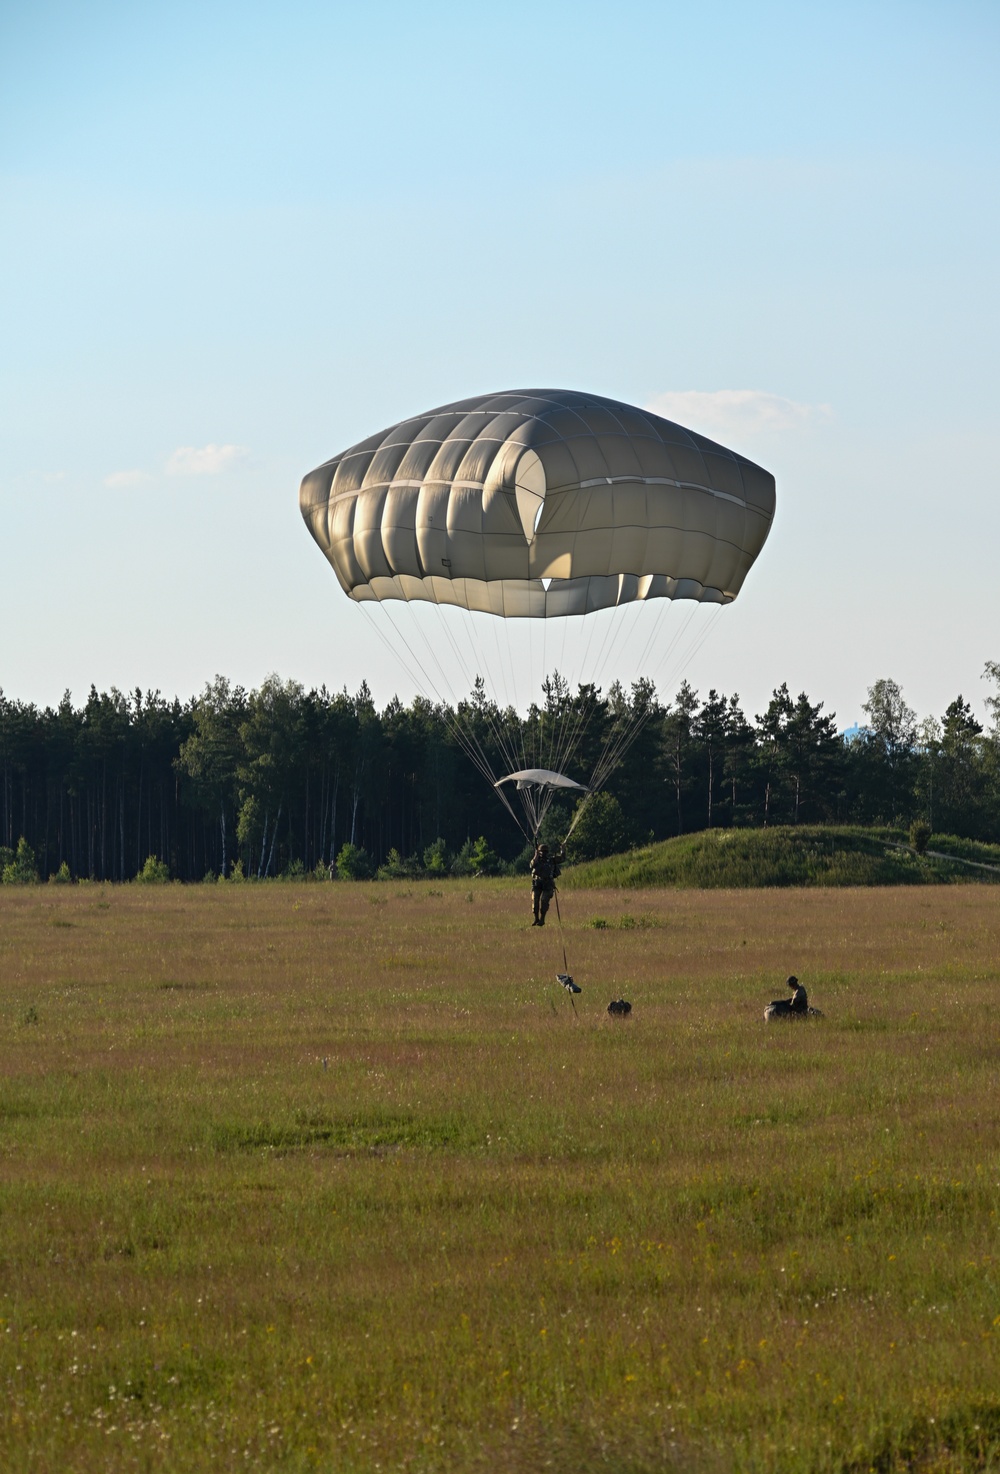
552,885,579,1018
553,885,569,976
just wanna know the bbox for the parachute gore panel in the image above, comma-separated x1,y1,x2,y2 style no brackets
299,388,776,617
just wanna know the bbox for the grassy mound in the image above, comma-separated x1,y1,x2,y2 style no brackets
564,824,1000,889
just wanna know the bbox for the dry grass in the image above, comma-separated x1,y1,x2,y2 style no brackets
2,879,1000,1472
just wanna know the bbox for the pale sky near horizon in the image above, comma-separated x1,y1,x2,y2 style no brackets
2,0,998,730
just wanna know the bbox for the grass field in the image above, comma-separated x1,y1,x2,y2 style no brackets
2,879,1000,1473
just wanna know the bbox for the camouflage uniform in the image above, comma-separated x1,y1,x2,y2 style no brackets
530,844,562,925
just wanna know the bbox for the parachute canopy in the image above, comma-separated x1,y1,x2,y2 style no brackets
493,767,589,836
299,388,775,619
494,768,588,794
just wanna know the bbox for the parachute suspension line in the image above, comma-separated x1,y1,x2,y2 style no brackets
548,604,627,797
466,694,527,823
563,693,655,838
386,601,463,709
544,700,567,793
586,604,723,811
516,668,532,776
518,626,567,792
574,602,725,836
537,682,553,777
465,607,530,782
527,609,537,769
548,685,593,797
402,602,517,791
460,686,539,843
628,595,676,687
392,613,521,802
561,787,599,848
355,602,482,777
529,786,558,840
498,619,536,784
359,604,470,766
575,599,604,696
545,658,590,782
644,598,701,688
544,681,568,778
529,602,655,829
491,774,530,838
496,619,527,768
455,607,518,772
557,614,570,699
557,709,648,851
362,603,529,841
430,602,480,704
479,609,514,735
494,602,718,852
362,588,724,859
587,596,663,710
592,662,662,783
596,600,648,696
363,601,454,710
587,602,625,698
540,666,575,776
551,886,576,1016
688,605,722,667
480,610,532,788
590,699,655,793
557,637,664,841
541,610,548,759
424,604,497,757
557,672,602,777
652,603,724,696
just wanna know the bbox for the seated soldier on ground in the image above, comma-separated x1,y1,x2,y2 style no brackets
764,975,818,1021
788,976,808,1012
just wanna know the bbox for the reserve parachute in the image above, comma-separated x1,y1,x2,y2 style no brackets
299,388,775,840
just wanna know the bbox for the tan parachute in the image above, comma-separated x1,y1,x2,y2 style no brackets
299,388,775,841
299,388,774,619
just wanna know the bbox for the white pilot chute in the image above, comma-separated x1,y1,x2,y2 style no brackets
494,768,588,838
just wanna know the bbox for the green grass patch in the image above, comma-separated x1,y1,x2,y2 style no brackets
210,1110,465,1155
588,912,658,930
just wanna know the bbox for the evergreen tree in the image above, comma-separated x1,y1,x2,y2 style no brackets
661,681,700,834
694,690,728,829
176,677,246,877
781,692,843,823
722,695,756,825
755,683,794,825
858,677,917,823
934,696,987,837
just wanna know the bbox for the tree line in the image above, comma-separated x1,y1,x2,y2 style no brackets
1,665,999,882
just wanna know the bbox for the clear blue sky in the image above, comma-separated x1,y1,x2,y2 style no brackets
2,0,998,728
